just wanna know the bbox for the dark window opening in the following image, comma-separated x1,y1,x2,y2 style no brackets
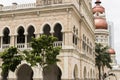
3,28,10,44
17,27,25,43
53,23,62,41
27,26,35,43
43,24,51,36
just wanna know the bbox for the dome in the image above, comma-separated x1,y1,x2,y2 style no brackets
92,0,105,14
107,48,116,54
93,5,105,14
94,17,108,29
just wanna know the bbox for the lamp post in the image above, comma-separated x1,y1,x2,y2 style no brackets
103,73,117,80
108,73,117,80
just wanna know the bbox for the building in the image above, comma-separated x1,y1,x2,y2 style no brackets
0,0,96,80
93,0,120,80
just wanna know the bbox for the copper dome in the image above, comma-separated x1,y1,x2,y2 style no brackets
107,48,116,54
94,17,108,29
93,0,105,14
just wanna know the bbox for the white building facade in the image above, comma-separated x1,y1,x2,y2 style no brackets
0,0,96,80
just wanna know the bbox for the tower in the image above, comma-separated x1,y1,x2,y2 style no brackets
93,0,109,47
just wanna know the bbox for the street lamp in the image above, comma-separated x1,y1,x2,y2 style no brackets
108,73,117,80
103,73,117,80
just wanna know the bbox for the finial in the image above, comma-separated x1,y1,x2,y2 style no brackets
95,0,101,5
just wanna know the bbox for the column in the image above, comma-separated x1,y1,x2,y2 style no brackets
35,33,40,38
1,36,3,49
0,4,3,11
62,31,65,48
14,35,17,48
10,35,15,47
24,34,27,48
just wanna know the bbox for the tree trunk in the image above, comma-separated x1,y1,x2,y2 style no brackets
98,66,101,80
1,71,8,80
102,65,105,80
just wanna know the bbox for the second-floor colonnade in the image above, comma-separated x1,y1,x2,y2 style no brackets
0,23,64,50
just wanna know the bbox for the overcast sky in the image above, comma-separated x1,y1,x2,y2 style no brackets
0,0,120,64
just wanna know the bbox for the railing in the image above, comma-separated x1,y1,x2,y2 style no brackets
1,3,36,11
53,41,62,47
27,43,31,48
16,43,25,49
42,0,62,5
0,41,63,50
0,0,63,11
16,3,36,9
2,44,10,49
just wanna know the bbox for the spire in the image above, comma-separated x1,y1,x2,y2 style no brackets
95,0,101,5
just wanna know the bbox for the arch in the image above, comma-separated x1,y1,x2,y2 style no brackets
40,22,52,34
27,25,35,43
52,21,64,32
0,26,11,36
26,23,36,34
53,23,62,41
16,64,33,80
2,27,10,44
43,64,62,80
15,24,25,35
17,26,25,43
84,66,87,80
43,24,51,36
74,64,78,80
3,27,10,35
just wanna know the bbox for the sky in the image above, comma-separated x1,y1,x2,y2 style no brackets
0,0,120,64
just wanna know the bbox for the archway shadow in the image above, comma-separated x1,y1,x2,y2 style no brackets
16,64,33,80
43,64,62,80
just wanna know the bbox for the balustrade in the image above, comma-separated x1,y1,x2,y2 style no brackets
53,41,62,47
0,0,63,11
2,44,10,49
0,41,62,50
16,43,25,49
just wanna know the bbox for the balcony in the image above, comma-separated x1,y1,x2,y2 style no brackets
53,41,62,47
16,43,25,49
2,44,10,49
0,41,63,51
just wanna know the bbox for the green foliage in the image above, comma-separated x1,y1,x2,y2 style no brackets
23,35,61,68
95,43,112,68
0,47,23,77
95,43,112,80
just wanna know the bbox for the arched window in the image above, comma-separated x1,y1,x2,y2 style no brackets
43,24,51,36
3,27,10,44
27,25,35,43
53,23,62,41
73,26,75,44
74,64,78,80
73,26,78,45
17,26,25,43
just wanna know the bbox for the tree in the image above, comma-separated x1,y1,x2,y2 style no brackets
95,43,112,80
23,35,61,79
0,47,23,80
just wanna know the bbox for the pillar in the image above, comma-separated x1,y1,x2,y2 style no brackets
10,35,15,47
0,36,3,49
0,4,3,11
24,34,28,48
